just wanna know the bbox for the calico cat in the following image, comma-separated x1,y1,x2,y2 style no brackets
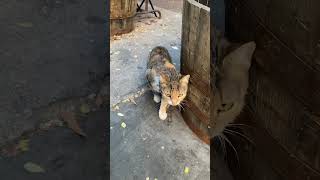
146,46,190,120
211,37,256,138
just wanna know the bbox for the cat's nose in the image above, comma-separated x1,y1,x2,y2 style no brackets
171,100,179,106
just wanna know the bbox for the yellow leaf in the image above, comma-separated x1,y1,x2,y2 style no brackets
17,139,29,152
80,104,90,114
184,167,190,174
121,122,127,128
24,162,45,173
16,22,33,28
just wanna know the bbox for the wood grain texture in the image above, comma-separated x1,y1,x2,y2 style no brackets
225,0,320,179
110,0,137,36
180,0,210,143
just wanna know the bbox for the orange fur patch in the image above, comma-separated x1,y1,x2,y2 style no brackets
164,61,175,69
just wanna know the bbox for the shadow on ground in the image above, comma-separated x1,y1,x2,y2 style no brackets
0,111,107,180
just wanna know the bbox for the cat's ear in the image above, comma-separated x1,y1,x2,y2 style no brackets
223,41,256,70
180,75,190,84
159,74,169,84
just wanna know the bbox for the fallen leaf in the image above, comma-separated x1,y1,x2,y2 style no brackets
80,104,90,114
121,122,127,128
129,97,137,105
17,139,29,152
16,22,33,28
60,112,87,137
24,162,45,173
184,167,190,174
117,113,124,117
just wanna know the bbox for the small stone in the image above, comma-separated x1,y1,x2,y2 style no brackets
117,113,124,117
161,146,164,150
146,177,150,180
171,46,179,50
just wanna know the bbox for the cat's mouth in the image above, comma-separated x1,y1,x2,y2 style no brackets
169,100,181,106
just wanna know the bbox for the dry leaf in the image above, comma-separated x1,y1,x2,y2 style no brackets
129,97,137,105
16,22,33,28
24,162,45,173
80,104,90,114
60,111,87,137
17,139,29,152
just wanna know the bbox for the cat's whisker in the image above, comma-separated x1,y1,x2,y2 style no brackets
218,135,227,160
178,104,185,111
221,134,239,166
224,128,255,145
227,123,255,129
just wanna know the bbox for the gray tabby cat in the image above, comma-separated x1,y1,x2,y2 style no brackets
211,37,256,138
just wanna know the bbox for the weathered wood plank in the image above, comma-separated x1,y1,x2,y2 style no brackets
180,0,210,143
248,64,320,172
225,0,320,117
225,0,320,179
228,0,320,70
110,0,137,36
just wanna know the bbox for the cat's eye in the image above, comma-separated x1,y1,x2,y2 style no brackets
178,94,183,98
166,93,171,97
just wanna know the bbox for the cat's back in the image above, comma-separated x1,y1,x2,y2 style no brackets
148,46,172,69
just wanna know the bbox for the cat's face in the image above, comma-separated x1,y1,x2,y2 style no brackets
160,75,190,106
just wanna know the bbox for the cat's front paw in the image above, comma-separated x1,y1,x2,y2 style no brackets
159,112,167,120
